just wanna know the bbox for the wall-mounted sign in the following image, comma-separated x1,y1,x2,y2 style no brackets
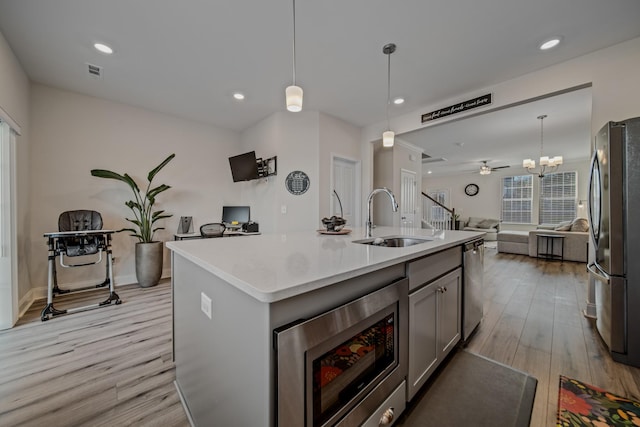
421,93,492,123
285,170,310,195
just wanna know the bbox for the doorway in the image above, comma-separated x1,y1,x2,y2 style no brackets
400,169,417,227
332,156,361,227
0,121,18,330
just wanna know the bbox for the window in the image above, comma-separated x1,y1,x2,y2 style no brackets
501,175,533,223
539,171,577,224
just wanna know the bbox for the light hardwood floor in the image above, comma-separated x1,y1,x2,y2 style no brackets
0,280,189,427
468,245,640,426
2,249,640,426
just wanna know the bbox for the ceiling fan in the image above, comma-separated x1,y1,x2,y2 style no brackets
479,161,510,175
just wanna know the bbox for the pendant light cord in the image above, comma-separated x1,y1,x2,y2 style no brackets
538,114,546,158
386,51,391,130
292,0,297,85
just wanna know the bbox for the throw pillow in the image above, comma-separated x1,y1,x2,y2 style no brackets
571,218,590,232
477,219,499,229
467,217,482,228
554,220,573,231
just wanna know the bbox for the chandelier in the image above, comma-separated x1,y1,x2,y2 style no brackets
523,114,563,178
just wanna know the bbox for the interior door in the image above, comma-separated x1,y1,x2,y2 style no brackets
400,169,417,227
332,157,358,226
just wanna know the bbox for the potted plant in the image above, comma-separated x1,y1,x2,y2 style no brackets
453,213,461,230
91,153,175,287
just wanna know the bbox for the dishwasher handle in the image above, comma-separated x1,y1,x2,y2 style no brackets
464,239,484,253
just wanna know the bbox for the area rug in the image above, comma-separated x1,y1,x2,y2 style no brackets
557,375,640,426
395,350,537,427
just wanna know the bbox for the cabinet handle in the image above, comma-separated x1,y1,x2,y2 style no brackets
444,286,448,292
437,287,444,293
379,407,394,425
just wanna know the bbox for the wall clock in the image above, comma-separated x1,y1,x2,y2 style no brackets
465,183,479,196
285,170,310,195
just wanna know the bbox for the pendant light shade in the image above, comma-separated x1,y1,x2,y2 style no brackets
286,0,303,112
286,85,303,112
383,130,395,147
382,43,396,147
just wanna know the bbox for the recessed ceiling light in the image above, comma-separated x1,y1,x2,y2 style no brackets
393,97,405,105
233,92,245,100
539,38,561,51
93,43,113,55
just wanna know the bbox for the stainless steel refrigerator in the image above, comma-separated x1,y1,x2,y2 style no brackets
588,117,640,367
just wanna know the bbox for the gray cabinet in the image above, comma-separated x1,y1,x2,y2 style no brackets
407,247,462,401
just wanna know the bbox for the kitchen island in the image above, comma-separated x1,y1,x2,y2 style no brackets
166,226,484,426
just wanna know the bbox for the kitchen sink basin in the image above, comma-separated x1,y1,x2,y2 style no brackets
352,236,433,247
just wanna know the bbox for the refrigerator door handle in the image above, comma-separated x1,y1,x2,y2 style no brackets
587,262,610,284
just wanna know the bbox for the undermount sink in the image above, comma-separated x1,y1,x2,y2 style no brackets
352,236,433,247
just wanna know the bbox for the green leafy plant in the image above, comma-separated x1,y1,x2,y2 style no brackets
90,154,175,243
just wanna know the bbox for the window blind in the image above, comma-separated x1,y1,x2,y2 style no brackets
501,175,533,224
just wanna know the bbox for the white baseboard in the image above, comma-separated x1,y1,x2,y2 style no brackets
19,288,38,318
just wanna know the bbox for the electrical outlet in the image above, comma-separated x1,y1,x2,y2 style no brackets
200,292,212,319
281,205,287,214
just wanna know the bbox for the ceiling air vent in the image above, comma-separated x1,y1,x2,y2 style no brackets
422,153,447,164
86,63,103,79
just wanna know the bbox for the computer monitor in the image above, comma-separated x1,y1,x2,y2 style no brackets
222,206,250,225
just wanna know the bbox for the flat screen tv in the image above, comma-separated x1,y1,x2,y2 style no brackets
229,151,259,182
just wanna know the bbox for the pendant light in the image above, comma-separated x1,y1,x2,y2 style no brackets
285,0,303,112
382,43,396,147
523,115,563,178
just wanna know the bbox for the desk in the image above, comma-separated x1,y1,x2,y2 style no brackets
41,230,121,321
536,234,565,261
174,231,261,240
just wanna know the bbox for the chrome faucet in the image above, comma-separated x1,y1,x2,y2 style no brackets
366,187,399,238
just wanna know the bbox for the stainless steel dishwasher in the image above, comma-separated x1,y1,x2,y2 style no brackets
463,238,484,341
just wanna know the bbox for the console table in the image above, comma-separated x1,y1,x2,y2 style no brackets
536,234,565,261
174,231,261,240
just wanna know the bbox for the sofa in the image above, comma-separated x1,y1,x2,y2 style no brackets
461,217,501,241
497,218,589,262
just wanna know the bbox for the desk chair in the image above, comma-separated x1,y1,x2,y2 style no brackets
41,210,120,321
200,222,226,238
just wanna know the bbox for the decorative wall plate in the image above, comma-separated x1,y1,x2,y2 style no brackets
285,171,310,195
465,183,479,196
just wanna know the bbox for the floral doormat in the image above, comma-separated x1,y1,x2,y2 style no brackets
557,375,640,426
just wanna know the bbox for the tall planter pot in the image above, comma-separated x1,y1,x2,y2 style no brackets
135,241,163,288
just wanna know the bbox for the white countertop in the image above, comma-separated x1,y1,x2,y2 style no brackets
166,227,484,303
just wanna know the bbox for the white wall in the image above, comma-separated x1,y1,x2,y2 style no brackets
373,141,422,227
423,158,591,230
318,113,362,226
240,111,320,233
0,30,31,312
363,36,640,198
239,111,362,233
28,84,240,293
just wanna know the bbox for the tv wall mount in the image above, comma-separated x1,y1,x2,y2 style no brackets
257,156,277,179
